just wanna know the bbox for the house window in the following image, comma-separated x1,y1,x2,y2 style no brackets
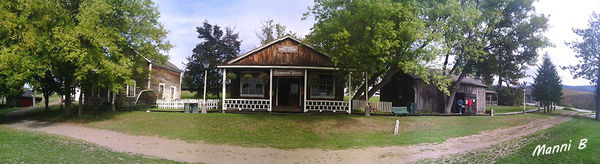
310,75,335,99
158,83,165,98
126,82,136,97
170,86,176,99
241,76,264,97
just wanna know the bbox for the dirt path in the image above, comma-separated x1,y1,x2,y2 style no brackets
2,112,575,164
2,101,60,117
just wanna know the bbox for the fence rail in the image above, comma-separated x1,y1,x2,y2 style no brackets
306,100,349,113
224,99,270,111
156,99,220,109
352,100,393,113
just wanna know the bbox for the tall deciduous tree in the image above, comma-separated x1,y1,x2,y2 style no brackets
0,0,171,116
183,21,241,97
440,0,548,113
256,19,297,45
305,0,450,102
532,54,562,113
566,12,600,120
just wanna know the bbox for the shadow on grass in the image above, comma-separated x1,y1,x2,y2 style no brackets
0,104,131,125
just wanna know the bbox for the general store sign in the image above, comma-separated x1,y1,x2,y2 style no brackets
273,69,304,76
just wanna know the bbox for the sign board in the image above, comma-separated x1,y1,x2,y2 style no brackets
277,45,298,53
273,69,304,76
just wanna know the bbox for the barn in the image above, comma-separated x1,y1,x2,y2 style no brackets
380,72,488,114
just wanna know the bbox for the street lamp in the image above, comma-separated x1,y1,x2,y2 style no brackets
202,60,210,114
523,88,526,114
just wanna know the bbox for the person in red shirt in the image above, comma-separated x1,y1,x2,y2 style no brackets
467,98,473,115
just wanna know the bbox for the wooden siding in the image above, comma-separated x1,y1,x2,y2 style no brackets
381,72,487,113
230,39,334,67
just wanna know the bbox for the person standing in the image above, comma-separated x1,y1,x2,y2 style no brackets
467,98,473,115
457,99,464,115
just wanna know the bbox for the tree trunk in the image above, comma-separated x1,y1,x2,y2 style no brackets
78,88,84,117
595,68,600,121
444,71,467,113
43,92,49,111
497,76,503,88
64,81,72,117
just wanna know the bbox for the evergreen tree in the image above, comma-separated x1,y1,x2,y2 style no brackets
532,54,562,113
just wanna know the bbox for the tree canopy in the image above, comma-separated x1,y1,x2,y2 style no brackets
256,19,297,45
305,0,449,101
566,12,600,120
183,21,241,97
0,0,171,115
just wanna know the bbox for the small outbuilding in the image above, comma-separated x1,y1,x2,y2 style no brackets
380,72,488,114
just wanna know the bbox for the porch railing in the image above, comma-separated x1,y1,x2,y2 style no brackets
156,99,220,109
352,100,393,113
305,100,350,113
224,99,270,111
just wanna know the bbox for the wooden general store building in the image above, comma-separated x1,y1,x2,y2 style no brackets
217,36,351,113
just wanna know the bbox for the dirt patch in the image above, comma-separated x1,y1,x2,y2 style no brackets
2,112,575,164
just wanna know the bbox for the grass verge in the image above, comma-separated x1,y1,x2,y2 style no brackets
0,127,179,163
496,116,600,163
487,105,537,114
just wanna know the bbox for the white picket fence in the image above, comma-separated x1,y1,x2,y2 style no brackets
352,100,393,113
306,100,350,113
156,99,220,109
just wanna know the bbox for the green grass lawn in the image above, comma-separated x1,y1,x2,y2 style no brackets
0,127,178,163
497,117,600,163
26,108,549,150
487,105,537,114
35,93,60,106
344,96,380,101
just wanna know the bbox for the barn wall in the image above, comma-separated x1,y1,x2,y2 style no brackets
415,80,445,113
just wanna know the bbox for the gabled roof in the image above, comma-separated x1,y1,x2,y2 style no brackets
143,56,183,73
225,35,331,65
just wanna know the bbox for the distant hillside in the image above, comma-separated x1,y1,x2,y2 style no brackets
562,85,595,92
562,89,595,110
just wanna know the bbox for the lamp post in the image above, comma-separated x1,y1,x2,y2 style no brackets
202,60,210,114
523,88,526,114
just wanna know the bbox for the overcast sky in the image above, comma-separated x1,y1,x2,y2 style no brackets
153,0,600,86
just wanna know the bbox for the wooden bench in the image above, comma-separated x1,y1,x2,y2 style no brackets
392,107,409,116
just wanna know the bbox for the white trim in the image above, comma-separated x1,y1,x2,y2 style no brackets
269,69,273,112
222,69,226,111
126,81,136,97
303,69,307,112
170,86,176,99
217,65,338,70
158,83,165,98
148,63,152,89
227,35,330,64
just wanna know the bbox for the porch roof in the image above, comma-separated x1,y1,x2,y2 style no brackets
216,65,337,70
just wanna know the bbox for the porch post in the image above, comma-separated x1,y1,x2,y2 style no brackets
269,69,273,112
348,72,352,114
304,69,307,113
365,72,370,117
222,68,226,113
